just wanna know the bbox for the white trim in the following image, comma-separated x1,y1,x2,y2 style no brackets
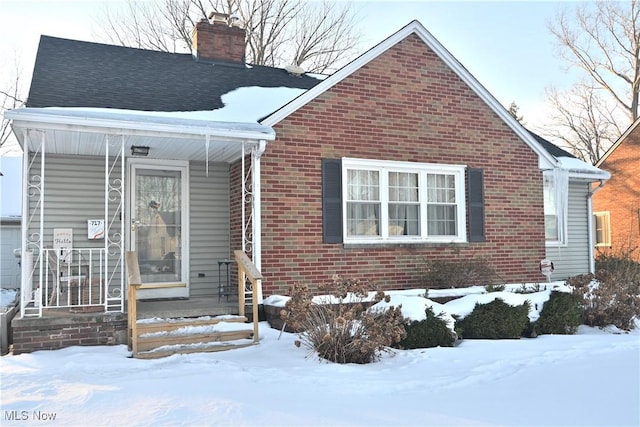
261,20,557,170
127,159,190,299
5,108,275,142
593,211,612,247
341,158,467,244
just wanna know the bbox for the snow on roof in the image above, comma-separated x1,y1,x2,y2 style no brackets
46,85,306,124
556,156,610,180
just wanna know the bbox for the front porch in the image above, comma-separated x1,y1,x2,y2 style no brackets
6,107,273,322
10,296,238,355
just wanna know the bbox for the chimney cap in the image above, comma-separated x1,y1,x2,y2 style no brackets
208,11,229,25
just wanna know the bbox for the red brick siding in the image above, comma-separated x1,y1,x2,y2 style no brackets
593,131,640,258
235,35,546,296
193,21,245,63
11,313,127,354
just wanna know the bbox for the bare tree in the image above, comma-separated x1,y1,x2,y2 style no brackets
549,0,640,122
94,0,362,73
507,101,525,124
544,83,624,165
0,55,26,153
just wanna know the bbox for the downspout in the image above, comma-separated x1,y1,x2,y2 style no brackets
252,139,267,303
587,180,606,274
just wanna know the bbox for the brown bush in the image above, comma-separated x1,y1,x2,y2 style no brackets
418,251,502,288
282,276,406,364
569,254,640,330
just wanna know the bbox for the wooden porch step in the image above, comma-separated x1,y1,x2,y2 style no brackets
135,340,255,359
132,315,254,359
136,315,247,334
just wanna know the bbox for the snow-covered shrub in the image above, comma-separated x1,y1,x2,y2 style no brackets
569,255,640,330
283,276,406,364
418,253,501,288
457,298,530,339
535,291,582,335
397,306,457,349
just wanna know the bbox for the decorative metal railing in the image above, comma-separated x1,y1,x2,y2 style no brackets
23,247,108,314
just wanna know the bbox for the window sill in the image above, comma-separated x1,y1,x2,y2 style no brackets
545,241,568,248
343,241,470,250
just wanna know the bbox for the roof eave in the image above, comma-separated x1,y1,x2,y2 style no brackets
4,108,276,142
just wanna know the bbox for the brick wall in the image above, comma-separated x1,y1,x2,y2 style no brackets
593,130,640,258
11,312,128,355
192,20,245,63
233,34,547,296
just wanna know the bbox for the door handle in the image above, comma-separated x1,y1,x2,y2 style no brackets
131,218,141,231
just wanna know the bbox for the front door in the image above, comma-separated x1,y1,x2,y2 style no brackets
129,160,189,299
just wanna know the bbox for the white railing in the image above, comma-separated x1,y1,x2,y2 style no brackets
37,248,107,312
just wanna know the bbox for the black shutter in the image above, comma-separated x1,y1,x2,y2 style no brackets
468,168,485,242
322,158,343,243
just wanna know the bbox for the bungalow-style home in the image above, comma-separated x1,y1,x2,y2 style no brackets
592,119,640,259
4,18,609,355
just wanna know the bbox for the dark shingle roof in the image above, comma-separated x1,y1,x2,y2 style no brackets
26,36,322,112
527,130,576,159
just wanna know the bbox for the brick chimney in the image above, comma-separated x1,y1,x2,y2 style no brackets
192,13,246,63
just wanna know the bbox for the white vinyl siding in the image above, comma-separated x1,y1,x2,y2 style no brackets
545,181,590,280
189,161,230,297
26,155,232,298
26,154,124,285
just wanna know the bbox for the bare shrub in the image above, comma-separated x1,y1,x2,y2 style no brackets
418,252,501,288
282,276,406,364
569,253,640,330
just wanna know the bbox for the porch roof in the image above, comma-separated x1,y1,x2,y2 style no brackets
5,107,275,162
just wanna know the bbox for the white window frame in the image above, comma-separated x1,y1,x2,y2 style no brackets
543,171,568,247
593,211,611,247
342,158,467,244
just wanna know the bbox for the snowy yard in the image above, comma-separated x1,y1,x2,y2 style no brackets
1,321,638,426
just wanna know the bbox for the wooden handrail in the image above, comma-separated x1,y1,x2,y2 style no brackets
234,250,262,344
125,251,187,356
125,252,141,355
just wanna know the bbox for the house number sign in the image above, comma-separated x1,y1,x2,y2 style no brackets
88,219,105,240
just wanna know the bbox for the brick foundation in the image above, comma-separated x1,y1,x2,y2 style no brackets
10,312,128,355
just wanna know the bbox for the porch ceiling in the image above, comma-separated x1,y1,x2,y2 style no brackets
6,108,275,162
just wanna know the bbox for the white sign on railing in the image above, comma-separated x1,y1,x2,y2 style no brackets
53,228,73,264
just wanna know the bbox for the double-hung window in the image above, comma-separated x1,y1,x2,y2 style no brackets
593,211,611,247
342,158,466,243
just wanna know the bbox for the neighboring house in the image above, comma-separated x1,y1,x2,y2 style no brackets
592,119,640,260
0,156,22,290
4,18,608,353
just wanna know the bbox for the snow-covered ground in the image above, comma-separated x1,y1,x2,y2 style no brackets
0,288,17,313
1,282,639,426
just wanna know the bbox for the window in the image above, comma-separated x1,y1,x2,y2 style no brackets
543,170,568,245
594,211,611,247
342,158,467,243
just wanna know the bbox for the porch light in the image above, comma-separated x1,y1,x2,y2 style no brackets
131,146,150,156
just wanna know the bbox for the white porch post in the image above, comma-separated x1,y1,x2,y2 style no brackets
19,129,29,317
251,140,266,303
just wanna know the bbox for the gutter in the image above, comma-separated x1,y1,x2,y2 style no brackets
587,179,606,274
4,108,276,142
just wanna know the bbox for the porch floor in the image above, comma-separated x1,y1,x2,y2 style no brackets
136,296,240,319
37,296,241,320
